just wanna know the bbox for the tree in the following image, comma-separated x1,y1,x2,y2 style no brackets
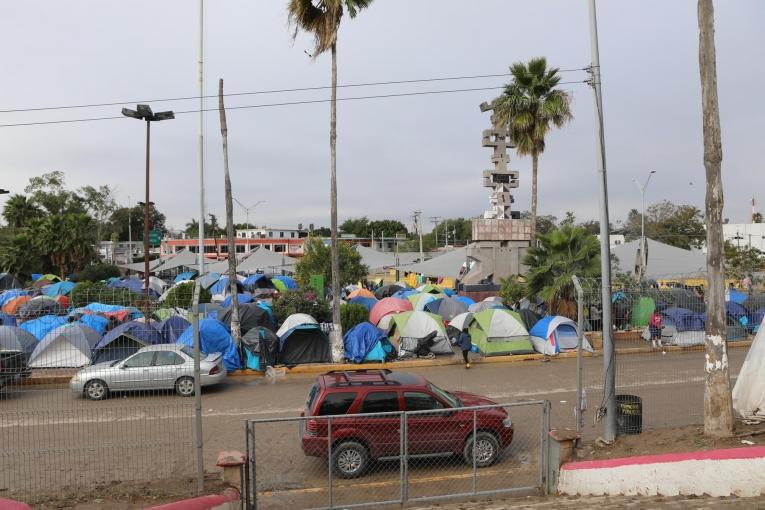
288,0,375,360
520,211,557,236
723,242,763,280
183,218,214,239
698,0,734,438
2,194,41,228
79,185,117,243
340,217,370,237
522,226,600,317
498,275,525,308
24,171,84,216
295,237,369,290
369,219,407,237
493,58,573,246
753,212,763,223
109,204,167,242
623,201,705,249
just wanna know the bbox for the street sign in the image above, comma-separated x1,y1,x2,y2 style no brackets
148,230,162,247
309,274,325,299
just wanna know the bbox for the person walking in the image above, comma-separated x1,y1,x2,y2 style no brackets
648,311,664,350
457,326,473,369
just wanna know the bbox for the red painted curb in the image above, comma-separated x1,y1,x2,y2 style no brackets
0,499,32,510
144,488,239,509
562,445,765,471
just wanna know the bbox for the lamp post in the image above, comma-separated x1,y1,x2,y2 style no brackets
122,104,174,300
233,198,265,252
632,170,656,280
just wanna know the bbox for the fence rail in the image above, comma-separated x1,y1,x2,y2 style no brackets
243,400,550,510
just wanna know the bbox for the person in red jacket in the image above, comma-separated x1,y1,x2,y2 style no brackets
649,311,664,349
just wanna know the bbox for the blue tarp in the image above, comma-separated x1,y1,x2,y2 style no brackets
0,289,28,307
222,293,254,308
243,274,274,289
31,274,43,282
442,288,455,297
177,319,240,371
174,271,197,283
256,302,275,327
348,296,378,311
209,277,232,296
82,303,127,314
392,289,418,299
77,314,109,336
20,315,68,340
273,275,297,290
94,320,163,350
0,312,17,327
729,290,747,304
42,281,76,297
159,316,191,343
662,307,705,332
343,322,388,363
726,301,748,322
454,296,475,306
198,273,221,290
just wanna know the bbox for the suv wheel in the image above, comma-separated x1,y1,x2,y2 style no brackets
332,441,369,479
463,431,500,467
85,380,109,401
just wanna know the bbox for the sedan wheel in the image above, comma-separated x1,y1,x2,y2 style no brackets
85,380,108,401
175,376,195,397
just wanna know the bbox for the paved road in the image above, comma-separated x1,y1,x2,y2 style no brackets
0,346,748,507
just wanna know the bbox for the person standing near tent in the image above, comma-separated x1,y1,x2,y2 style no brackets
457,326,472,369
648,311,664,349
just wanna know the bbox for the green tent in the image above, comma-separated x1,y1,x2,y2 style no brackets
630,297,655,327
271,278,288,292
469,308,534,356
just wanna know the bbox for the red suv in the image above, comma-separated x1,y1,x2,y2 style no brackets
300,369,514,478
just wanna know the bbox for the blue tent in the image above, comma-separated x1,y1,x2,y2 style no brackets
222,293,254,308
31,273,44,282
20,315,68,340
343,322,389,363
198,272,221,290
454,296,475,307
273,275,297,290
348,296,378,311
77,314,110,336
42,281,76,297
726,301,748,322
174,271,197,283
95,321,163,350
662,307,704,332
177,319,241,371
728,290,747,304
256,302,275,328
0,312,17,326
159,316,191,343
243,274,275,290
392,289,418,300
442,288,455,297
0,289,28,307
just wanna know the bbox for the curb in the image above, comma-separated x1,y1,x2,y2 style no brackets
22,338,754,386
143,488,239,510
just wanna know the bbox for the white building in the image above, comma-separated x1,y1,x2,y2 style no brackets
236,227,305,240
723,223,765,251
596,234,626,248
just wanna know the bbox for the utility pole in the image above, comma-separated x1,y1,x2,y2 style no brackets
197,0,206,274
127,195,132,264
444,219,449,247
414,210,424,263
587,0,616,442
430,216,441,247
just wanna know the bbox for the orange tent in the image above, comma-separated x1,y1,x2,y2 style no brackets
54,295,70,309
348,288,375,300
2,295,32,315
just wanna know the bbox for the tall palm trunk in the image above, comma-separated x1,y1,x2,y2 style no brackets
698,0,733,438
218,79,241,344
530,151,539,246
329,42,343,361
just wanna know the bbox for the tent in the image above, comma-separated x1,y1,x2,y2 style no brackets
343,322,392,363
243,274,276,291
446,312,473,340
424,296,468,322
240,326,279,370
91,321,164,363
209,276,244,297
219,303,272,334
374,284,404,300
0,289,27,307
0,273,22,291
518,308,541,331
348,296,378,311
0,326,38,359
732,317,765,420
2,295,31,315
198,272,221,290
630,297,656,328
29,323,101,368
42,281,76,297
76,314,110,335
221,293,254,308
417,284,443,294
469,309,534,356
744,294,765,314
408,293,437,312
277,316,331,366
393,289,419,300
19,315,68,340
158,316,191,343
652,307,705,346
728,290,747,304
454,295,476,307
388,311,452,357
348,288,374,300
148,276,167,296
530,316,593,356
177,319,241,371
468,300,506,313
0,312,17,327
18,297,66,320
272,276,297,292
726,301,749,324
369,297,412,326
174,271,197,283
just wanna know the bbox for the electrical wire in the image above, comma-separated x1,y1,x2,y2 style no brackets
0,80,587,128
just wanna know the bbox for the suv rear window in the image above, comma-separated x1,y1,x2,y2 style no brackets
317,392,357,416
306,384,320,411
360,391,400,414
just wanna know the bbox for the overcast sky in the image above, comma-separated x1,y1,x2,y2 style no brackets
2,1,763,233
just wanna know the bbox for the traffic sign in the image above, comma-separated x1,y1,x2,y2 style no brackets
148,230,162,246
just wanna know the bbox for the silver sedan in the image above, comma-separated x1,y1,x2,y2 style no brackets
70,344,227,400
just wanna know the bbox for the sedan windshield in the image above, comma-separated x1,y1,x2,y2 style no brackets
429,383,460,408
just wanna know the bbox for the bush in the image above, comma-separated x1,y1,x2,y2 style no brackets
164,282,211,309
272,289,331,326
73,263,121,282
70,281,140,308
341,303,369,333
498,275,525,308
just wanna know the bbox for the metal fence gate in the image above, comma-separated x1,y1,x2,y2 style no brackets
243,400,550,510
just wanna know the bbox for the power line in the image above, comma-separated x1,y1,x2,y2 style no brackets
0,68,589,114
0,80,587,128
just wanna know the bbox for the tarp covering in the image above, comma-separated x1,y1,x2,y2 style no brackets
241,326,279,370
530,316,593,356
733,317,765,420
630,297,656,327
20,315,68,340
354,245,397,272
219,303,271,335
369,297,413,326
611,238,706,279
343,322,388,363
174,271,197,283
29,323,101,368
177,319,241,371
235,247,297,273
0,289,27,307
394,247,467,278
18,297,66,320
42,281,76,297
243,274,275,291
151,249,199,273
76,314,110,335
470,309,534,356
118,258,163,273
221,293,254,307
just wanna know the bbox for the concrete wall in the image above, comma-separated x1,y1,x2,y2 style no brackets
462,241,529,285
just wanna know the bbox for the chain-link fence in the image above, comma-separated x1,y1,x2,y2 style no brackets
575,278,751,437
243,400,550,510
0,285,204,500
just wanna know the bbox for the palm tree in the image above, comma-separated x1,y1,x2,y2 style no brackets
493,57,573,246
523,225,600,318
2,194,41,229
287,0,374,361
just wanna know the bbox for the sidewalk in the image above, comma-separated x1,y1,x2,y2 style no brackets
411,494,765,509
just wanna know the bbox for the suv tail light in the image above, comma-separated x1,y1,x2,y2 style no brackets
305,419,319,437
209,365,221,375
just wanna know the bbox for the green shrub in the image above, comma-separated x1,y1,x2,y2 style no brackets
272,289,330,326
341,303,369,333
164,282,211,309
73,263,121,282
497,275,525,308
70,281,140,308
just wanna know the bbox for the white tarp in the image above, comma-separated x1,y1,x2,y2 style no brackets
733,317,765,420
151,249,199,273
236,248,296,274
611,238,706,279
394,247,467,278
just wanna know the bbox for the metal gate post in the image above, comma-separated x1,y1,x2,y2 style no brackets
327,417,333,508
249,421,258,510
471,408,477,494
541,401,552,495
401,413,408,505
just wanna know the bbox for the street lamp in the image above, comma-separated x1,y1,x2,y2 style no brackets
233,198,265,252
0,189,9,195
122,104,174,300
632,170,656,281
